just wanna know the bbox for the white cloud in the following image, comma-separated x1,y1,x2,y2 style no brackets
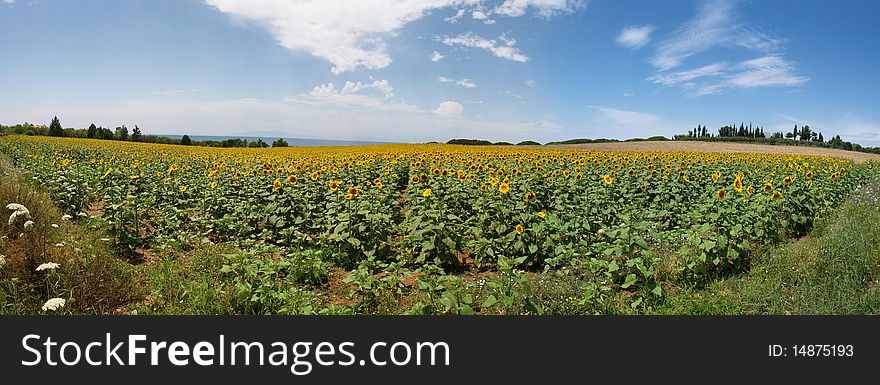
623,90,634,98
438,76,477,88
525,79,536,87
204,0,573,74
432,101,464,117
651,0,780,71
472,9,489,19
431,51,445,62
204,0,475,74
1,0,15,5
445,8,466,23
441,32,529,62
649,56,807,96
648,62,727,87
494,0,585,18
616,25,654,49
300,78,415,111
726,55,808,88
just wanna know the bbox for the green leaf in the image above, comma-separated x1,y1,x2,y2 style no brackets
482,295,498,308
621,273,637,289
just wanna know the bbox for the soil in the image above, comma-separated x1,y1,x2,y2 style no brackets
544,141,880,163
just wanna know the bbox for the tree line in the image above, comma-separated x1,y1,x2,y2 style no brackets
0,117,293,148
677,123,876,153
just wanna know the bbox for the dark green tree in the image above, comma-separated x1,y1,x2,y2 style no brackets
132,125,142,142
818,132,824,143
180,134,192,146
115,125,129,141
86,123,97,138
800,125,811,141
49,116,64,137
272,138,289,147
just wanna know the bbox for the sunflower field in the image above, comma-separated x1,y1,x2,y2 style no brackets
1,135,877,314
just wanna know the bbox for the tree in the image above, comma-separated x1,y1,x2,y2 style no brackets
115,125,129,141
100,127,114,140
800,125,811,141
132,125,142,142
792,125,799,140
248,139,268,148
701,125,707,137
818,132,824,143
272,138,289,147
181,134,192,146
49,116,64,137
86,123,97,139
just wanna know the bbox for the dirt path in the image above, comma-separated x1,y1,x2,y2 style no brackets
544,141,880,163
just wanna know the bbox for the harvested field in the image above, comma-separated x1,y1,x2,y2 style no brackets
549,141,880,163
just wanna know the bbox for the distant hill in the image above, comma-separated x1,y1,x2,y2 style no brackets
157,134,393,147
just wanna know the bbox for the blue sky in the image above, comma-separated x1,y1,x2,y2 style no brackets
2,0,879,145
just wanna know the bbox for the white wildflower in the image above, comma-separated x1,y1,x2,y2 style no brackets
0,254,6,269
51,223,59,228
35,262,60,271
23,220,35,231
597,228,606,236
54,243,64,247
6,203,31,226
42,298,66,312
77,212,87,217
99,238,110,242
61,214,73,221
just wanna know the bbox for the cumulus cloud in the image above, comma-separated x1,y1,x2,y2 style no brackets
204,0,574,74
431,51,445,62
441,32,529,62
432,101,464,117
300,78,416,111
616,25,654,49
204,0,473,74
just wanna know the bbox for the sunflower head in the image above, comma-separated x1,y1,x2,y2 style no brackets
347,186,359,196
763,182,773,193
536,211,546,219
771,190,783,201
328,180,341,191
524,191,536,203
273,179,282,190
783,175,794,186
287,175,298,185
717,187,727,200
210,181,218,189
179,186,187,193
602,175,613,185
515,224,524,234
498,183,510,194
746,185,754,195
310,171,320,181
422,188,432,198
344,193,353,200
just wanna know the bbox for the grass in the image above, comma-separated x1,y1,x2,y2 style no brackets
656,179,880,315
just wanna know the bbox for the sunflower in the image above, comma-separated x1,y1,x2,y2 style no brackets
498,183,510,194
782,175,794,186
712,171,721,183
344,193,353,200
733,177,743,193
602,175,613,185
805,171,814,180
287,175,298,185
347,186,360,196
639,183,647,192
717,187,727,200
328,180,342,192
763,182,773,193
515,224,524,234
536,211,546,219
524,191,537,203
130,175,140,180
830,171,840,180
273,179,282,190
771,190,783,201
422,188,432,198
746,186,754,195
179,186,187,193
410,175,420,184
210,181,218,189
310,171,320,181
